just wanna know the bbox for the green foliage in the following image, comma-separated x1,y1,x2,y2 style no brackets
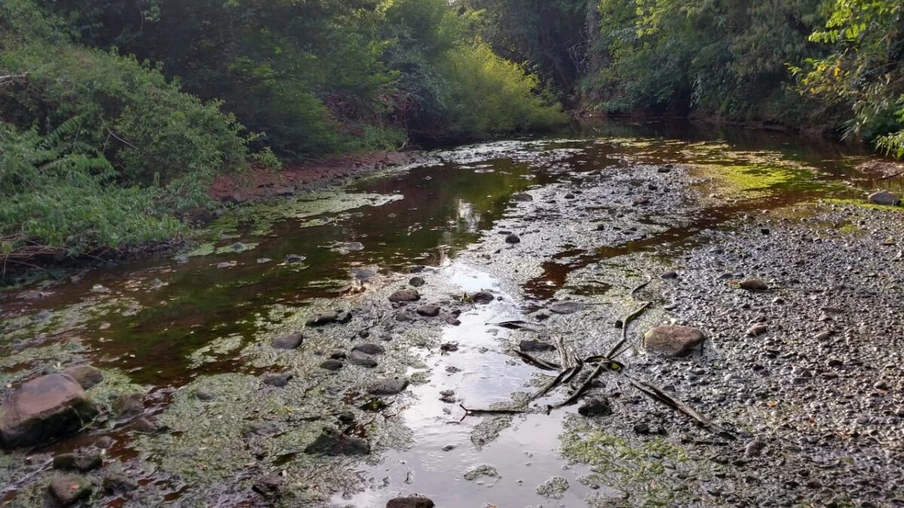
440,42,568,137
0,123,183,259
0,0,251,263
798,0,904,157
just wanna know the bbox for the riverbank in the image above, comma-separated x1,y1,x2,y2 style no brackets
1,131,903,507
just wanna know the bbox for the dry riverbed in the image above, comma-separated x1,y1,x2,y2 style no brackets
2,126,904,507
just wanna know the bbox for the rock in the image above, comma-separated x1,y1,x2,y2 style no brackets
642,326,705,357
320,360,344,371
472,291,495,304
868,190,901,206
389,289,421,303
133,417,159,433
416,304,441,317
229,242,247,252
512,193,534,202
336,311,353,324
274,186,295,197
113,393,144,417
657,165,673,173
352,343,385,355
409,265,426,273
367,379,409,396
745,439,767,458
195,390,215,401
343,242,365,251
578,398,613,417
661,271,679,280
48,475,92,506
62,365,104,390
94,436,115,449
814,330,833,341
0,374,98,449
536,476,570,499
387,496,436,508
550,301,583,314
262,373,293,388
103,473,138,495
306,312,339,327
348,351,378,368
633,423,651,435
53,451,103,472
564,193,575,199
746,324,768,337
395,311,416,322
520,339,556,353
440,343,459,353
257,258,272,264
272,332,303,349
285,254,306,264
463,464,500,481
439,390,456,403
304,427,370,456
216,261,237,269
505,234,521,244
252,474,283,500
409,276,426,287
739,279,769,291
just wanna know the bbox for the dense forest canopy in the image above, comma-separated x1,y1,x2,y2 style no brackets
1,0,902,266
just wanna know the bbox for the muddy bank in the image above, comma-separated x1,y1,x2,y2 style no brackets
209,152,416,204
2,128,904,507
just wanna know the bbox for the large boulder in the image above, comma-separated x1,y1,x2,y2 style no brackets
868,190,901,206
0,374,98,449
643,326,705,357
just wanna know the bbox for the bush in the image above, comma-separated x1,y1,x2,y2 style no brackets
0,124,183,261
440,42,568,138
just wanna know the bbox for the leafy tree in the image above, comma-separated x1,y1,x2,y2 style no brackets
798,0,904,157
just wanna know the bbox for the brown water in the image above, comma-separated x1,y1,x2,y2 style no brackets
0,120,896,507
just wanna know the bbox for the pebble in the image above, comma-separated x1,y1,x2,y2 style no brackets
505,234,521,244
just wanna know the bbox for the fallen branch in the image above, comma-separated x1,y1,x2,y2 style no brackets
609,301,652,359
630,273,652,296
548,360,613,410
513,350,561,371
625,375,735,440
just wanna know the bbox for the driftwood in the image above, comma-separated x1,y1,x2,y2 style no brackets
609,301,652,359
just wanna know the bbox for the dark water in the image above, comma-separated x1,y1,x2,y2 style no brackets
0,121,888,388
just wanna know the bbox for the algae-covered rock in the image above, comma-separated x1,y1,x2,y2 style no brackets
0,374,98,449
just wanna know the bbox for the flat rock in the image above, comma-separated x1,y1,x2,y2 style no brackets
272,332,303,349
53,451,102,472
262,373,293,388
62,365,104,390
549,301,583,314
304,428,370,456
416,304,441,317
113,393,144,417
472,291,495,304
0,374,98,449
320,360,344,371
578,397,613,417
306,312,339,327
387,496,436,508
868,190,900,206
747,324,768,337
739,279,768,291
389,289,421,303
348,351,379,368
520,339,556,352
512,193,534,202
352,343,385,355
643,326,705,357
48,475,92,507
103,473,138,495
367,379,409,396
285,254,306,264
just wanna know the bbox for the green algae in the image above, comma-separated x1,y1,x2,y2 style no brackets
560,419,693,507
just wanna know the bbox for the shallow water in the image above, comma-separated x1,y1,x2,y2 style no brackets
1,121,897,507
